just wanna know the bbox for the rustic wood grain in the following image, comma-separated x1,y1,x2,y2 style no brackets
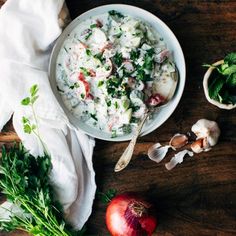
0,0,236,235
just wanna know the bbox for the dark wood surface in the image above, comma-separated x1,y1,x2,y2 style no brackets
1,1,236,235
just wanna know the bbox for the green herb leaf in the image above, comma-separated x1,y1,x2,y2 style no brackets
90,23,97,29
97,80,104,87
226,73,236,87
221,65,236,75
90,113,98,121
85,31,92,40
80,67,90,76
31,95,39,104
30,84,39,97
111,130,117,138
130,49,140,61
22,116,29,124
23,124,32,134
113,52,123,67
224,52,236,65
208,77,225,100
21,97,30,106
86,48,92,56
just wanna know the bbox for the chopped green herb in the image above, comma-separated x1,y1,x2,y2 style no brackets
85,31,92,40
113,52,123,67
121,124,132,134
146,48,155,56
108,10,124,18
114,101,119,109
131,105,140,112
143,53,154,71
122,100,130,110
111,130,117,138
94,52,104,63
90,23,97,29
116,32,123,38
98,80,104,87
106,100,111,107
90,113,98,121
130,49,140,61
130,117,140,123
80,67,90,76
81,93,85,99
105,65,111,71
86,48,92,56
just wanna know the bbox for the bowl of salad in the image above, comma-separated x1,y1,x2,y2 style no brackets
203,53,236,110
49,4,186,141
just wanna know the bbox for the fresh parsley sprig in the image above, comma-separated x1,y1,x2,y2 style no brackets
0,85,86,236
21,84,48,154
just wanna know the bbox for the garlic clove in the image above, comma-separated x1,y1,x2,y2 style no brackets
169,133,188,149
191,137,212,153
148,143,171,163
191,119,220,147
165,150,194,170
190,138,204,153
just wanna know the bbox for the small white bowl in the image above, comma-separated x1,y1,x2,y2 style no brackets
49,4,186,141
203,60,236,110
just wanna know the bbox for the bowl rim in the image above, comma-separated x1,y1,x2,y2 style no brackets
49,4,186,141
203,59,236,110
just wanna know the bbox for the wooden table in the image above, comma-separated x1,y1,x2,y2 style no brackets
1,0,236,235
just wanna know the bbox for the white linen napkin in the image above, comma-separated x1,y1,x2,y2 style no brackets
0,0,96,230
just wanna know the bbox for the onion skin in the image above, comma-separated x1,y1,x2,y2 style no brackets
106,193,157,236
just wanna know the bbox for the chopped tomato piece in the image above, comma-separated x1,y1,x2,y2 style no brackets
77,72,90,97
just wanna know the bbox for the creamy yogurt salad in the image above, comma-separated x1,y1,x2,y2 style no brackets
56,10,177,137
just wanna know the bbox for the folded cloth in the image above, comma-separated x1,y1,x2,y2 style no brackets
0,0,96,230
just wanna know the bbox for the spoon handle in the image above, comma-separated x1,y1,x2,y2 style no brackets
114,112,149,172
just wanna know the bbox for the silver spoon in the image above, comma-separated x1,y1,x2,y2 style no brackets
114,71,178,172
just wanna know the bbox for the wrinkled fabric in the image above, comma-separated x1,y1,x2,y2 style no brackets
0,0,96,229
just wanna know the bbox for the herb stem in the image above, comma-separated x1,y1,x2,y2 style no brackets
31,104,49,156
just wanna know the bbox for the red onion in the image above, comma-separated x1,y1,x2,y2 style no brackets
146,93,165,106
106,193,157,236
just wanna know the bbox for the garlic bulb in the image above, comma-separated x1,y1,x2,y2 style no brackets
191,119,220,153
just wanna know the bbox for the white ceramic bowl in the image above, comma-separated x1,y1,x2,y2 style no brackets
49,4,186,141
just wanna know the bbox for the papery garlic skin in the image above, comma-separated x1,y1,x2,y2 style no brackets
191,119,220,153
165,150,194,170
148,143,171,163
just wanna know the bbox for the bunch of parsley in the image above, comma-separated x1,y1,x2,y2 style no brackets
205,52,236,104
0,85,85,236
